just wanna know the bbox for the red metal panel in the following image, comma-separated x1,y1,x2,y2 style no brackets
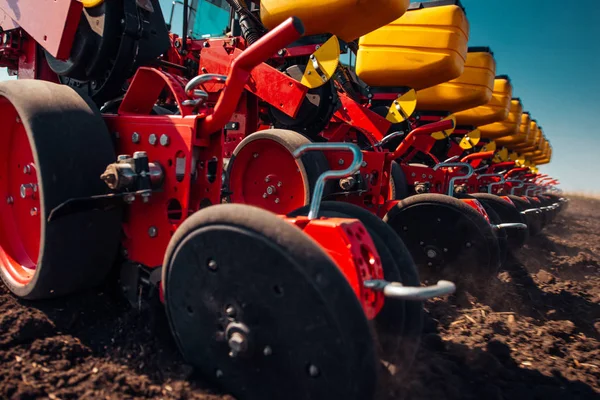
0,0,82,59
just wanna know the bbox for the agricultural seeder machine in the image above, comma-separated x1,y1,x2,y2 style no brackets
0,0,567,399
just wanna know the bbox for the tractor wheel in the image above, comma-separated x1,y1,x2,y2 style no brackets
0,80,122,299
288,201,423,378
225,129,332,215
162,204,377,400
384,193,501,288
507,195,542,236
470,193,529,249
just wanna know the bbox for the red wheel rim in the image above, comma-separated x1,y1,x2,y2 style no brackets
0,101,41,286
229,138,310,214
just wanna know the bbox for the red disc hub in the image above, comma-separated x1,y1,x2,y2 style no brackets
228,138,310,214
0,102,41,286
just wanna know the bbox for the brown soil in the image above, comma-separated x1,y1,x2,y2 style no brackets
1,196,599,400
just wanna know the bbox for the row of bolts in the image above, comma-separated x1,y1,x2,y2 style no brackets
6,164,38,216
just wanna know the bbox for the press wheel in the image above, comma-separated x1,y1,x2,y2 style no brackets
0,80,122,299
162,204,378,400
470,193,529,249
288,201,423,378
225,129,332,215
384,194,501,287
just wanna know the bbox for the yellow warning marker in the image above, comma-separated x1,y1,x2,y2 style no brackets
481,140,497,152
301,36,341,89
492,147,509,163
386,89,418,124
508,151,519,162
431,114,457,140
459,129,481,150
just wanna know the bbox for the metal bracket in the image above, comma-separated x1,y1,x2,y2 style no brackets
433,162,474,197
477,173,505,193
364,279,456,301
293,143,363,220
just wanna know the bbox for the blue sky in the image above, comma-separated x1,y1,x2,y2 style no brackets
1,0,598,193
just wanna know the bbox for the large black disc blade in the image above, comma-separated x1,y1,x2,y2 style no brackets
384,194,501,287
162,204,377,400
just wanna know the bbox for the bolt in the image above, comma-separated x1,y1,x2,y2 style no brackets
141,192,151,203
20,184,35,199
203,41,210,48
308,364,320,377
275,198,280,204
30,207,38,216
225,305,236,318
148,226,157,237
466,242,472,248
228,332,248,356
262,193,267,199
338,159,345,165
253,153,259,158
266,186,276,195
277,49,286,56
124,194,135,204
428,262,433,267
160,134,170,146
23,165,31,174
216,369,223,378
437,218,442,222
207,259,218,271
403,226,408,231
263,346,272,356
277,181,282,187
444,248,448,253
411,173,416,177
6,196,13,205
426,249,438,259
149,134,157,145
265,177,270,183
422,174,427,178
361,161,367,167
429,175,433,179
132,132,140,143
419,241,424,245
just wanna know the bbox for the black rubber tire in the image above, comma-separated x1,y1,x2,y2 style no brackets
162,204,377,400
507,194,543,236
287,201,424,376
390,161,409,200
384,193,501,287
0,79,122,299
469,193,529,250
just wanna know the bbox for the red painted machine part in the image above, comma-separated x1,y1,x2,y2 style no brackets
0,101,41,286
461,198,491,223
287,216,385,320
0,0,81,60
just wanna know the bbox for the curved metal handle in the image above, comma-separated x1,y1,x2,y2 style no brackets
293,143,363,220
477,173,505,193
506,179,525,195
375,130,406,148
433,162,474,197
185,74,228,96
364,279,456,301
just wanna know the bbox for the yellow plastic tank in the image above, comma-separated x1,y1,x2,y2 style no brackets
516,121,540,151
479,98,523,139
415,47,496,112
355,0,469,89
496,111,531,146
454,76,512,126
260,0,410,42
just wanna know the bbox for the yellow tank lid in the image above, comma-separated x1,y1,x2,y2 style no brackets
356,0,469,89
260,0,410,42
454,76,513,126
415,47,496,112
479,98,523,139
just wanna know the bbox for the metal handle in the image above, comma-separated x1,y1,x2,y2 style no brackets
433,162,474,197
492,223,528,231
374,130,406,148
293,143,363,220
443,155,460,163
477,173,505,193
185,74,227,95
505,179,525,195
364,279,456,301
